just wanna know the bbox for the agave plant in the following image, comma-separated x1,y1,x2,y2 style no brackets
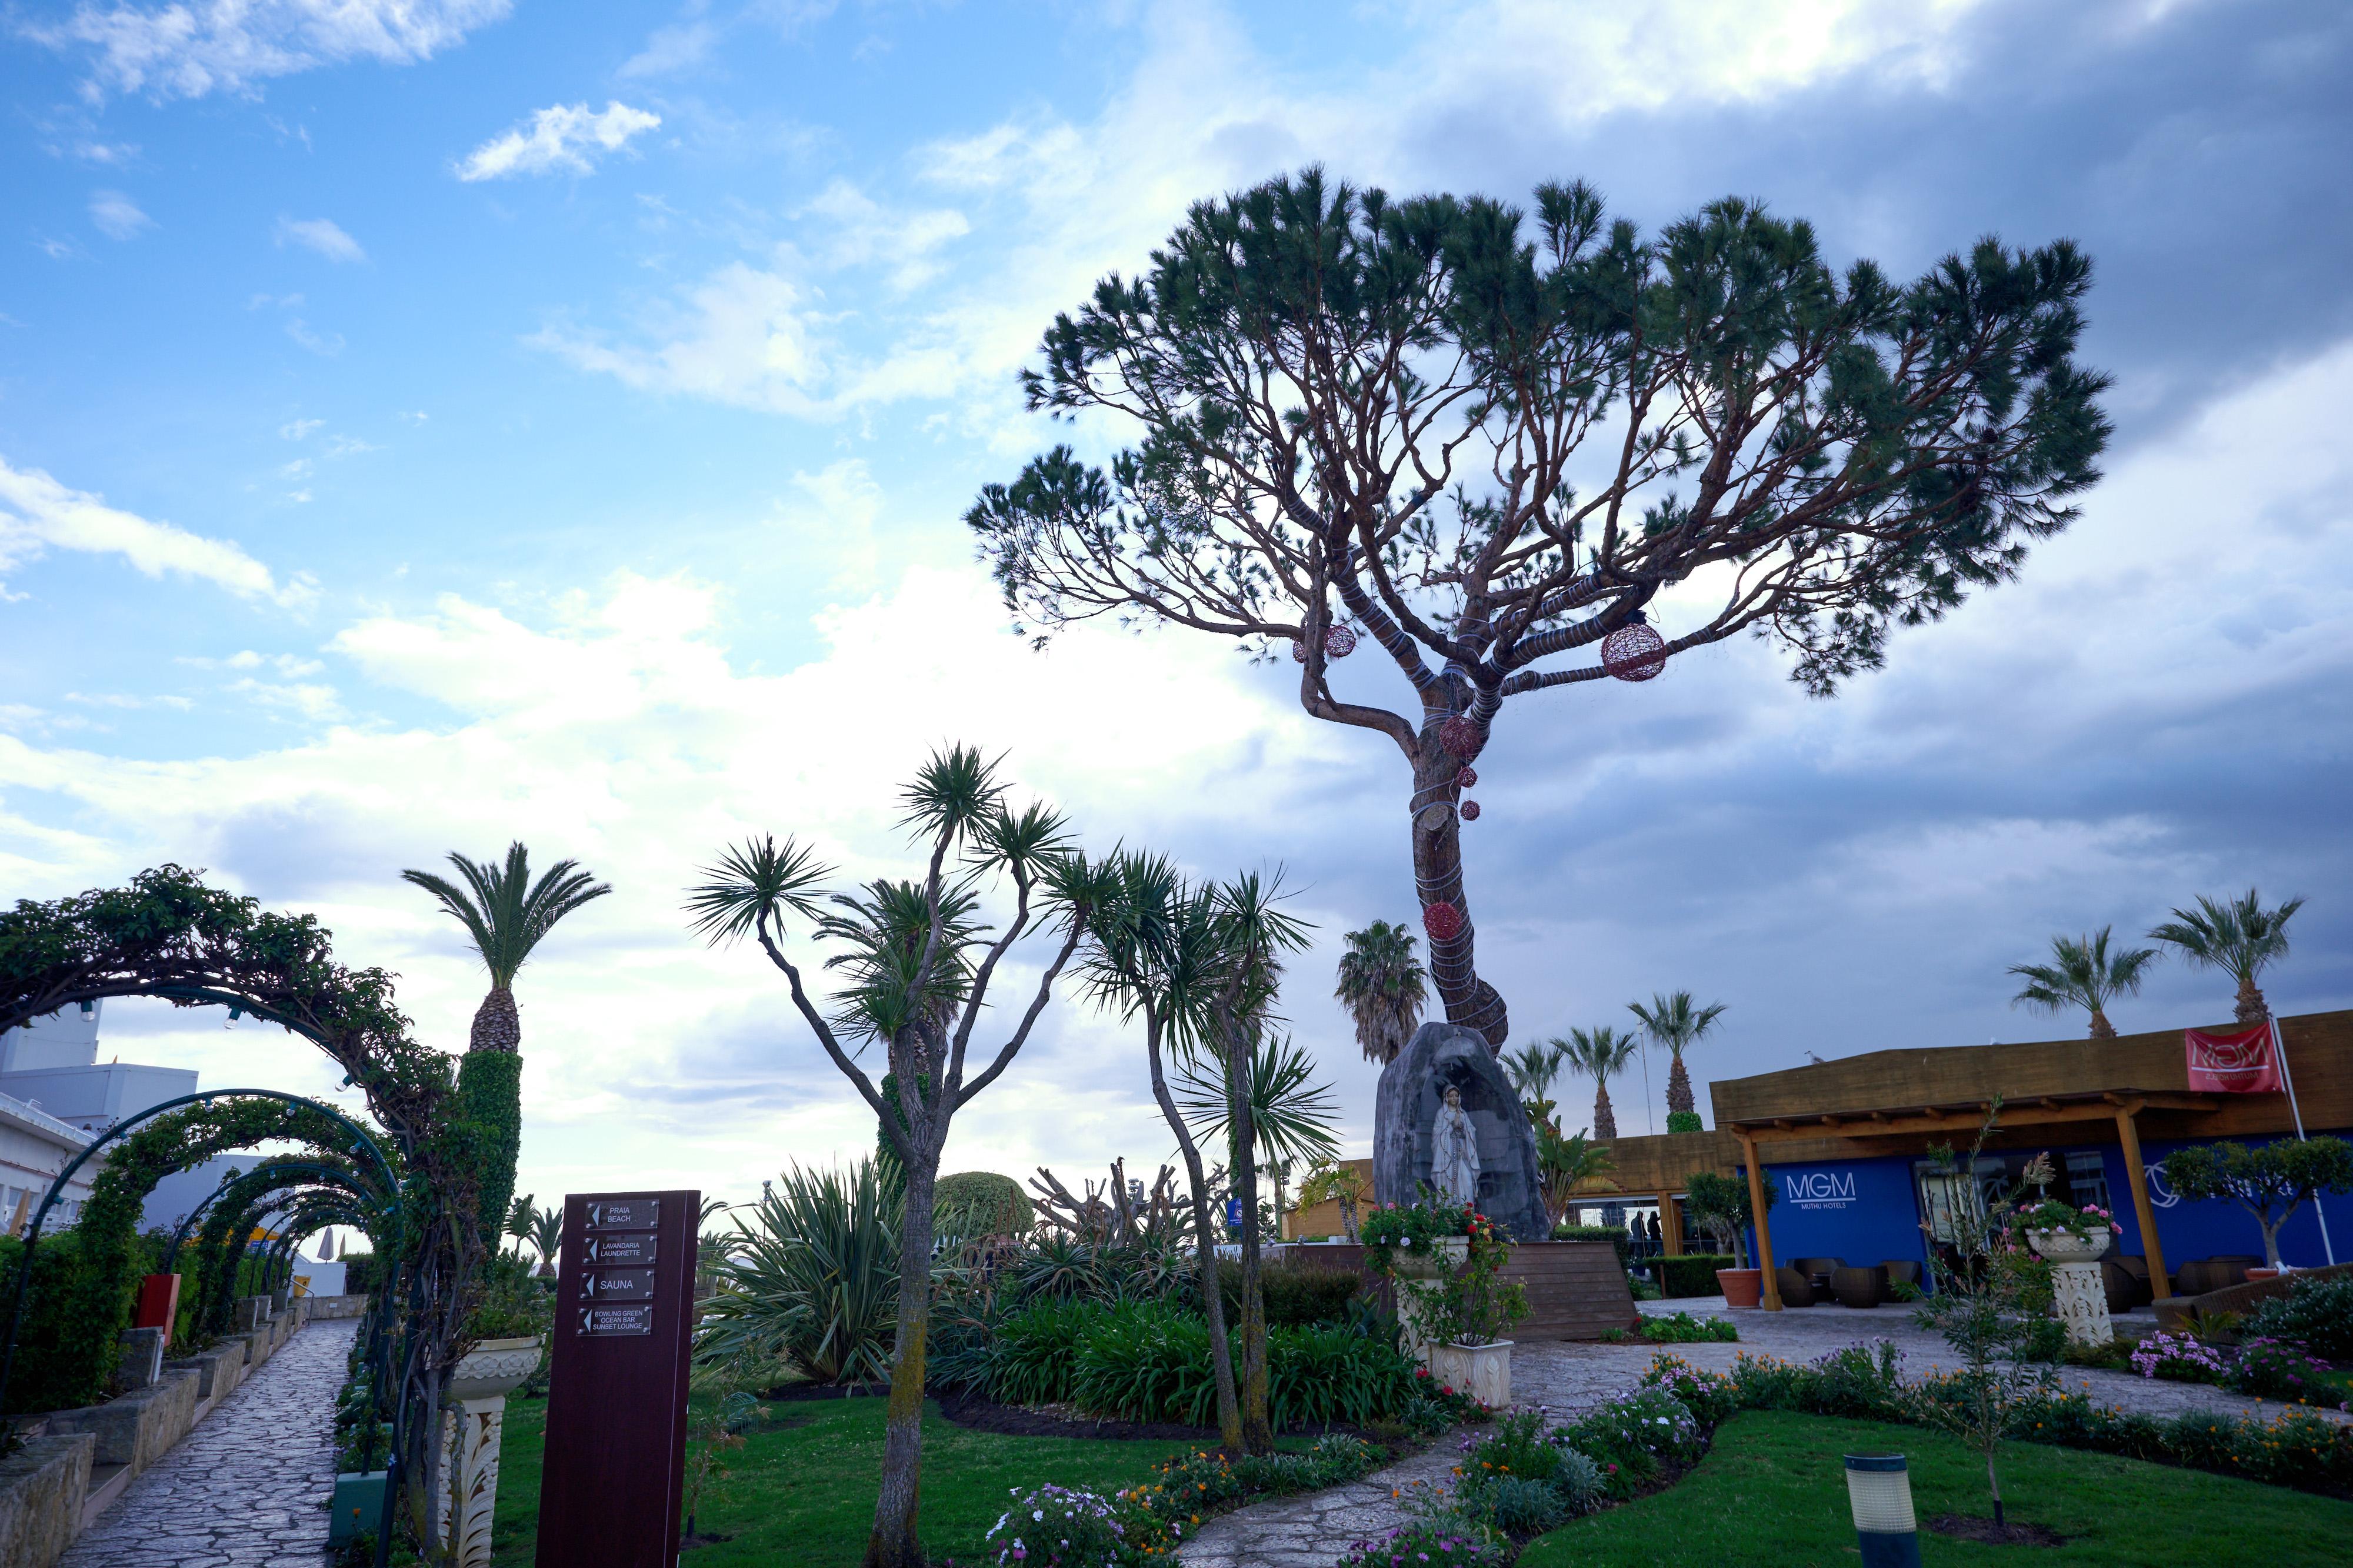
695,1160,902,1385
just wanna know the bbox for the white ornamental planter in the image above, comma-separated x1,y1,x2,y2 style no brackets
2028,1229,2115,1348
437,1336,544,1568
1425,1340,1512,1409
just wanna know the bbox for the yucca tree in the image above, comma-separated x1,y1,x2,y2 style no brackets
1560,1026,1638,1141
402,841,610,1235
1333,920,1426,1065
1177,1032,1342,1246
1083,852,1246,1450
2007,926,2158,1039
2149,889,2307,1025
1535,1126,1614,1230
686,745,1109,1567
1627,991,1727,1125
1502,1038,1569,1129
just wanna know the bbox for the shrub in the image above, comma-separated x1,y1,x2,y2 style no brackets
1638,1354,1742,1427
1664,1110,1705,1134
0,1231,133,1415
1551,1224,1630,1269
1464,1406,1562,1485
338,1252,386,1297
1219,1259,1362,1326
1551,1385,1702,1496
1652,1253,1735,1297
695,1159,899,1385
1549,1447,1605,1515
1732,1341,1909,1421
1264,1322,1421,1427
2227,1336,2342,1405
1338,1479,1507,1567
934,1172,1035,1240
1641,1310,1737,1343
985,1483,1124,1567
2241,1273,2353,1360
1485,1474,1565,1534
2129,1330,2225,1383
994,1300,1110,1407
1112,1436,1386,1558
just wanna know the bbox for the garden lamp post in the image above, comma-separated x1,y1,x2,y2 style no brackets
1843,1453,1921,1568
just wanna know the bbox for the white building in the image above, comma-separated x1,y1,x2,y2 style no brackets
0,1090,96,1231
0,1002,197,1137
1,1000,196,1232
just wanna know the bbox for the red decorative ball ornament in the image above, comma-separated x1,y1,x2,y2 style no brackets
1455,766,1477,789
1601,616,1668,682
1438,716,1482,758
1422,901,1464,942
1459,800,1481,822
1290,623,1361,662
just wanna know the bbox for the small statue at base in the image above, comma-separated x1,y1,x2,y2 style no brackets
1431,1084,1482,1208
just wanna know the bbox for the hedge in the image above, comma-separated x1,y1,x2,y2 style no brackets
1551,1225,1630,1270
1218,1259,1364,1327
1653,1253,1735,1297
455,1049,525,1240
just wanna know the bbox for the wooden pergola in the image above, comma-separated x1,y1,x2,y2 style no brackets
1726,1089,2217,1311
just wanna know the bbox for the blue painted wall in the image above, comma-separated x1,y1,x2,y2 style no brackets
1751,1131,2349,1277
1757,1156,1928,1270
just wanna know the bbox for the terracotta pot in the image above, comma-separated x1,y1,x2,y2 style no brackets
2244,1267,2279,1282
1716,1267,1764,1309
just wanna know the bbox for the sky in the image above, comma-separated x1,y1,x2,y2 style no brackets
4,0,2351,1217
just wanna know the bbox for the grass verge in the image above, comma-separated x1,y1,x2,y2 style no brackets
1516,1408,2353,1567
486,1392,1253,1566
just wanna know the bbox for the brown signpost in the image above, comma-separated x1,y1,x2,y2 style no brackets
536,1190,698,1568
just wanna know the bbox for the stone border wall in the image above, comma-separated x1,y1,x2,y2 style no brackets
1,1306,309,1567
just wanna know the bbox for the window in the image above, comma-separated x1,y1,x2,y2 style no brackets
2065,1152,2111,1210
1916,1166,1983,1245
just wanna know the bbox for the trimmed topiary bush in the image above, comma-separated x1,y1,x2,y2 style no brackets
1219,1258,1364,1326
934,1170,1032,1239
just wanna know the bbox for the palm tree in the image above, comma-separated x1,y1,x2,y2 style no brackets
2149,888,2307,1024
2007,926,2158,1039
403,841,611,1233
1559,1026,1638,1141
1535,1125,1614,1230
1627,991,1727,1124
1333,920,1426,1064
1502,1038,1568,1129
504,1193,535,1262
524,1201,563,1277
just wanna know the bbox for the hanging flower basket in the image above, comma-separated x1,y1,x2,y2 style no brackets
1438,716,1482,758
1422,902,1464,942
1601,619,1668,682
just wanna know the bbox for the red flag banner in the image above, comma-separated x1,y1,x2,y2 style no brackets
2185,1023,2282,1093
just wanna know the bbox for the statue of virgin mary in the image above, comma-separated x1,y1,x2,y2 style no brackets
1431,1084,1482,1207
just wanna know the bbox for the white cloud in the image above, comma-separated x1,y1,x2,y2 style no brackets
802,179,969,291
456,102,661,182
34,0,514,102
285,319,344,356
88,189,152,239
275,216,365,262
0,455,311,605
529,262,832,415
279,418,324,440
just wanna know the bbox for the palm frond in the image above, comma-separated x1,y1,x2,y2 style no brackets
1627,990,1727,1057
684,835,834,946
899,743,1008,846
404,840,611,986
1174,1033,1342,1170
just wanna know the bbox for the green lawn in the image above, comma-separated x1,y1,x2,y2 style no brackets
1518,1410,2353,1567
486,1393,1215,1566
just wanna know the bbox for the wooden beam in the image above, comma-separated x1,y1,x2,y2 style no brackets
1658,1190,1684,1255
2114,1107,2170,1301
1738,1132,1779,1312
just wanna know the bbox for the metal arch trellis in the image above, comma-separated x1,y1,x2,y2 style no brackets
0,1087,409,1568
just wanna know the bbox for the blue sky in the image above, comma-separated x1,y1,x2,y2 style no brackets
5,1,2351,1213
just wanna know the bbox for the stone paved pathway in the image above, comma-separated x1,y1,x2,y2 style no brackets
1180,1296,2348,1566
64,1317,356,1568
